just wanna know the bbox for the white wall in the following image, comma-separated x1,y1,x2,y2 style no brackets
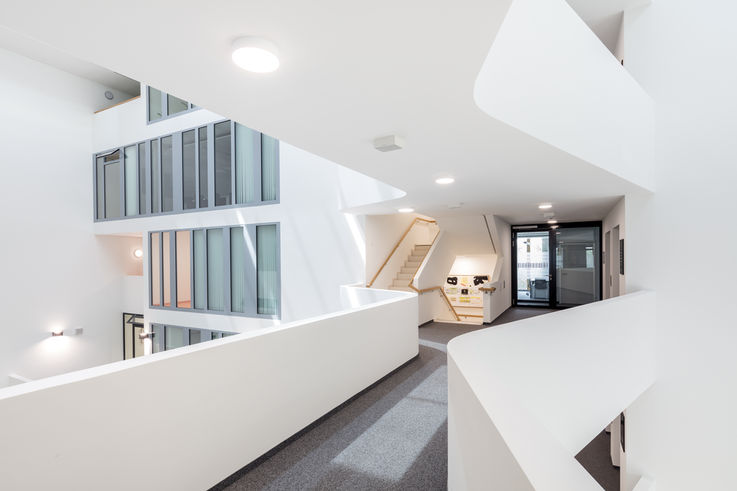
621,3,737,490
474,0,655,191
364,213,436,289
0,287,418,490
0,48,144,388
602,197,626,299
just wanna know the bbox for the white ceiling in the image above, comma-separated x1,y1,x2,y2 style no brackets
0,26,139,96
0,1,645,224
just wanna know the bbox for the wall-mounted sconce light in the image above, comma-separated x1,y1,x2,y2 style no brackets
138,331,155,340
51,327,83,337
133,248,143,259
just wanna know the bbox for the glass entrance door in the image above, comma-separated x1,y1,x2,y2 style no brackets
513,223,601,308
515,231,552,305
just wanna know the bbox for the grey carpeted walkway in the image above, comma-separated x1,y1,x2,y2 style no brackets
214,307,554,491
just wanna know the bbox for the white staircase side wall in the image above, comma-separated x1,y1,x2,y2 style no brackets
448,291,656,490
474,0,655,191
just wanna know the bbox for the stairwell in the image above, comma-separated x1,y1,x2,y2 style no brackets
388,244,432,292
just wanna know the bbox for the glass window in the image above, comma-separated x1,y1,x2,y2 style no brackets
163,232,171,307
214,121,232,206
198,127,208,208
165,326,187,350
189,329,204,345
207,228,224,311
124,145,138,216
193,230,207,310
104,160,122,219
96,156,105,219
151,232,161,306
152,324,165,353
182,130,196,210
257,224,279,315
167,94,189,116
161,135,174,213
148,87,163,122
151,139,160,213
262,134,278,201
555,226,601,306
235,123,258,204
138,143,147,214
230,227,246,313
176,231,191,309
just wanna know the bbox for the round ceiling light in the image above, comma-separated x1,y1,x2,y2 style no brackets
435,177,455,185
539,203,553,209
231,37,280,73
398,208,415,213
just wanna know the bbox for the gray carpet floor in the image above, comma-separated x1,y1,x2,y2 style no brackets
214,307,600,491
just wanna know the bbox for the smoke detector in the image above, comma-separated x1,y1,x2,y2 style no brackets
373,135,404,152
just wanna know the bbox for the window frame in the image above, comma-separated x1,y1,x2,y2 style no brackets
147,222,280,320
93,119,280,223
146,86,198,124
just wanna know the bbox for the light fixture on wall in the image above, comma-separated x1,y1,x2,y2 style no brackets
435,177,455,185
398,207,414,213
231,36,280,73
547,219,558,224
133,248,143,259
138,331,155,340
51,328,64,337
539,203,553,209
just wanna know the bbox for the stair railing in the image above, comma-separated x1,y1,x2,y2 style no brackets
366,217,436,288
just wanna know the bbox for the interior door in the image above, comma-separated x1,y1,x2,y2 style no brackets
513,230,553,307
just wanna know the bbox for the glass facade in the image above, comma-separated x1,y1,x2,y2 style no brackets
151,324,235,354
147,86,195,123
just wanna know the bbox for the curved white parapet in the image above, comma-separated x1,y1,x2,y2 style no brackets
0,287,418,490
474,0,655,191
448,291,656,490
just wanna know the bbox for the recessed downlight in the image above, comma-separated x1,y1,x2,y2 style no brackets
231,37,280,73
539,203,553,209
398,208,414,213
435,177,455,185
547,219,558,224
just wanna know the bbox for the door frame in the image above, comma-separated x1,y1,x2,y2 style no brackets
511,221,603,309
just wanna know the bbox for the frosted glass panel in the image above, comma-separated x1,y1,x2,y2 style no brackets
555,226,601,306
207,229,224,311
231,227,246,313
262,134,278,201
176,231,191,308
257,224,278,315
235,123,258,204
124,145,138,216
104,161,122,219
150,233,161,307
193,230,207,310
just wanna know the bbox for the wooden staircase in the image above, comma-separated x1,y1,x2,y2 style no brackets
388,244,432,292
